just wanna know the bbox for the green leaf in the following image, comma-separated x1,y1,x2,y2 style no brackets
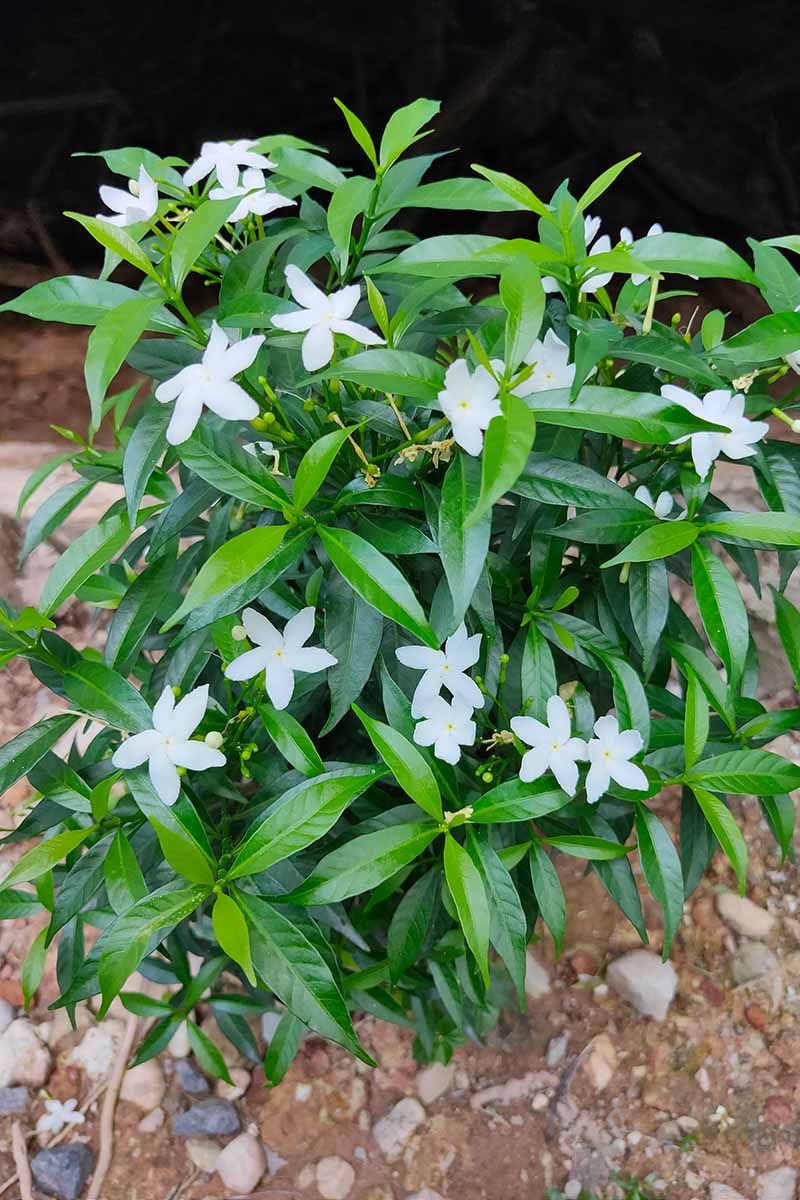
0,889,45,919
379,98,440,169
273,147,346,192
0,828,92,893
151,820,215,885
162,524,288,631
521,622,557,721
628,559,669,675
395,177,528,213
691,786,748,894
529,841,566,957
353,704,442,821
176,423,289,511
334,98,378,167
212,892,256,986
22,928,48,1010
84,297,162,432
320,571,383,735
186,1019,233,1085
683,671,709,771
310,349,445,403
238,891,372,1062
285,822,440,905
65,213,160,280
0,275,180,332
759,794,796,863
712,310,800,365
575,153,641,214
631,232,756,283
613,333,722,387
127,768,216,869
470,777,570,823
602,521,698,567
669,640,736,731
326,177,373,272
439,454,491,627
58,656,151,732
258,702,324,777
104,830,147,914
466,391,536,527
692,542,749,690
293,424,356,512
443,833,490,985
471,164,553,221
20,479,96,566
772,587,800,689
500,255,545,371
526,386,727,444
543,835,630,860
104,552,176,673
373,233,508,279
318,525,437,647
701,511,800,547
511,454,645,510
229,766,385,879
687,749,800,795
0,714,77,796
123,403,170,527
171,197,239,289
466,830,527,1006
386,868,439,983
263,1011,306,1086
635,804,684,956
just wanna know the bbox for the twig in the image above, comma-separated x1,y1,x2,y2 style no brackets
86,1012,140,1200
162,1166,200,1200
11,1122,34,1200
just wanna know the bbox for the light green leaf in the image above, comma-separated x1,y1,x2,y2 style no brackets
692,542,749,690
285,822,440,905
334,98,378,167
379,99,441,169
65,213,160,280
635,804,684,956
439,454,491,626
0,715,78,796
84,297,162,432
466,391,536,527
602,521,698,567
212,892,256,986
171,197,239,290
353,704,442,821
443,833,490,985
691,786,748,894
294,425,356,512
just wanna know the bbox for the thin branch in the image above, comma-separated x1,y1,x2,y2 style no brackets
86,1013,140,1200
11,1122,34,1200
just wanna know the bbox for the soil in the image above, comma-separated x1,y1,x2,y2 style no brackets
0,317,798,1200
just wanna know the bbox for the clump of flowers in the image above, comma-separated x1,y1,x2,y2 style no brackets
1,99,799,1078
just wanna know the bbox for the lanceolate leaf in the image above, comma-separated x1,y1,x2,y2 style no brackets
439,454,491,627
386,868,440,982
0,714,78,796
635,804,684,957
686,749,800,795
691,785,748,894
691,541,749,689
443,833,490,985
528,841,566,957
467,830,527,1006
466,391,536,527
353,705,442,821
284,822,440,906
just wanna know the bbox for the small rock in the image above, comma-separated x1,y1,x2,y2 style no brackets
31,1144,96,1200
606,950,677,1021
745,1003,769,1030
261,1010,283,1044
716,893,776,940
0,997,14,1036
168,1021,191,1058
69,1019,125,1078
524,951,551,999
582,1034,618,1092
138,1106,165,1133
186,1137,222,1174
373,1097,426,1161
709,1184,749,1200
316,1155,355,1199
0,1086,28,1114
772,1034,800,1070
120,1059,165,1111
730,942,778,985
0,1019,52,1088
546,1033,569,1068
416,1061,454,1104
173,1057,209,1095
563,1183,582,1200
570,949,599,976
406,1191,447,1200
172,1099,241,1137
756,1167,797,1200
216,1066,251,1101
695,1066,711,1092
762,1095,792,1124
216,1132,265,1193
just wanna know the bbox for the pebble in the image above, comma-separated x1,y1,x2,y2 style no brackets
316,1155,355,1199
261,1010,283,1044
757,1167,797,1200
120,1059,166,1111
30,1143,96,1200
606,950,677,1021
172,1099,241,1137
139,1106,165,1133
762,1095,792,1124
563,1183,582,1200
0,1019,52,1088
716,893,776,940
0,1085,28,1113
524,951,551,999
708,1186,748,1200
186,1137,222,1173
730,942,778,985
772,1035,800,1069
0,997,14,1036
581,1033,618,1091
406,1191,447,1200
745,1003,769,1030
69,1019,125,1078
416,1061,454,1104
216,1132,266,1193
173,1057,209,1094
168,1021,191,1058
545,1033,569,1068
216,1066,251,1101
372,1097,426,1161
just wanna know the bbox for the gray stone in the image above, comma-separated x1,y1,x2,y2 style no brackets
172,1098,241,1137
31,1144,96,1200
0,1019,52,1088
524,951,550,999
709,1185,749,1200
373,1097,426,1161
0,998,14,1036
730,941,778,985
756,1167,797,1200
415,1062,454,1104
0,1086,28,1114
606,950,677,1021
173,1057,209,1095
716,893,776,940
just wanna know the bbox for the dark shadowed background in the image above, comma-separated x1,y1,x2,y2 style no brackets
2,0,799,283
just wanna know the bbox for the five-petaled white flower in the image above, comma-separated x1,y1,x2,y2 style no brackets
97,165,158,228
155,321,263,445
664,384,769,480
585,713,648,804
510,695,588,796
224,606,337,710
437,358,502,456
210,167,295,223
36,1097,85,1136
112,684,225,807
412,695,476,765
579,214,613,295
784,304,800,376
512,329,576,395
184,140,275,190
396,623,483,719
634,484,673,518
621,222,663,284
271,266,384,371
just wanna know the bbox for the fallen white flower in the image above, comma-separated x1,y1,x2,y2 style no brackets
36,1097,85,1136
224,606,337,710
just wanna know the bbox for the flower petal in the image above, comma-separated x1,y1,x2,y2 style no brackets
169,740,227,770
112,729,160,769
446,671,484,711
155,363,201,403
283,606,315,649
546,694,571,743
149,747,181,806
411,670,444,719
203,381,259,422
609,759,649,793
289,646,338,674
168,684,210,741
241,606,282,648
285,264,327,310
396,644,442,670
224,646,271,682
220,334,266,378
331,319,384,345
301,324,335,371
584,762,610,805
329,284,361,320
271,308,316,332
152,685,175,732
549,749,580,797
519,745,550,783
510,714,548,748
433,733,462,764
592,713,620,743
165,389,205,445
265,662,295,710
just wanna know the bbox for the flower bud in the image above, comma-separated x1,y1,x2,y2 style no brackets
171,685,182,698
251,415,270,431
499,653,510,665
481,771,493,783
231,625,248,642
204,730,224,750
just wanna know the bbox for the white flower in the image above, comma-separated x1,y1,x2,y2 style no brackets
437,358,502,456
585,713,648,804
209,167,295,223
396,623,484,718
224,606,337,710
512,329,576,395
112,684,225,807
184,140,275,190
510,695,588,796
97,165,158,227
154,321,263,445
621,222,663,284
271,266,384,371
243,439,281,473
784,304,800,375
664,384,769,480
634,484,673,518
36,1097,85,1136
579,214,613,295
413,695,476,765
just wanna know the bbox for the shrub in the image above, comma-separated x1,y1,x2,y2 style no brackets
1,98,799,1077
